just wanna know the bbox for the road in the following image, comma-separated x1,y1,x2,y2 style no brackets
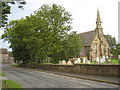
2,64,119,88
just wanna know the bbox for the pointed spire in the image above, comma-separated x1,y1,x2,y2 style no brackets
96,9,102,29
96,9,101,23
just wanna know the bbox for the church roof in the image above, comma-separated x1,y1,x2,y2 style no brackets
0,48,8,54
80,47,87,57
78,30,96,46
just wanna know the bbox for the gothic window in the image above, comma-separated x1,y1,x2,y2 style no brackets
104,47,106,56
93,44,97,57
104,48,106,56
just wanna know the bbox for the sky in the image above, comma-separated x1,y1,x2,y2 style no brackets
0,0,119,51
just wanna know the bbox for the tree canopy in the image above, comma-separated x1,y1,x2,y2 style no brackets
104,34,120,59
51,31,82,63
0,0,26,27
104,34,117,47
111,43,120,59
2,4,82,64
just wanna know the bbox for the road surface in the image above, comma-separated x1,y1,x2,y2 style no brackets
2,64,119,88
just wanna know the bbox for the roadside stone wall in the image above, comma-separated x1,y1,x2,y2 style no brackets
19,64,119,76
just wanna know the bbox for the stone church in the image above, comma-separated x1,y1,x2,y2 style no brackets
79,10,110,62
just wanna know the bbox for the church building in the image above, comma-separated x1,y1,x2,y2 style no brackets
79,10,110,62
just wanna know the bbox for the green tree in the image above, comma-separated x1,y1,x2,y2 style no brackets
104,34,117,47
104,34,117,56
2,19,32,63
63,31,82,60
2,4,72,63
51,31,82,63
0,2,10,27
0,1,26,27
112,43,120,59
32,4,72,62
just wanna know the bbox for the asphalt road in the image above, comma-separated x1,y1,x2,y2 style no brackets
2,64,119,88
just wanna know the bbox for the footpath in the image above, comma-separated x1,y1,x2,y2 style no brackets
15,65,119,86
35,69,119,85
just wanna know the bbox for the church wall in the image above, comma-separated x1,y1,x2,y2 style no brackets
90,30,110,62
98,29,110,58
90,34,100,62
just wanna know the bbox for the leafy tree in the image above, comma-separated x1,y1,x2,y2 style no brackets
2,19,32,63
51,31,82,63
63,31,82,59
0,0,26,27
104,34,117,47
112,43,120,59
2,4,72,63
0,2,11,27
104,34,119,59
104,34,117,56
32,4,72,62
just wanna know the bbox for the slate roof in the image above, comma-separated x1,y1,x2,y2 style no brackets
0,48,8,54
80,46,91,57
78,30,96,46
80,47,87,57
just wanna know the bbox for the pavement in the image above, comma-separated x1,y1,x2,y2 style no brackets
2,64,119,88
12,64,119,85
26,68,119,85
0,76,8,80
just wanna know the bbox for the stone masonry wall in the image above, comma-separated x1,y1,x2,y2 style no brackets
20,64,119,77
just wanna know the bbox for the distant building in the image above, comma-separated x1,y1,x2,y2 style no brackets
8,51,14,63
0,48,9,63
0,48,14,63
79,10,110,62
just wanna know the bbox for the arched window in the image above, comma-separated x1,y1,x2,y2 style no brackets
93,43,97,57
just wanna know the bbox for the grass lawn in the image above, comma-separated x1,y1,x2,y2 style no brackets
103,61,107,64
111,59,119,64
12,63,19,67
5,80,22,88
0,70,6,76
89,59,119,64
90,62,96,64
102,59,119,64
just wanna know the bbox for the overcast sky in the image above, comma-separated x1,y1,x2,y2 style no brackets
0,0,119,51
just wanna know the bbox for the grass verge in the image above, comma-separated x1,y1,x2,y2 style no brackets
2,80,9,88
5,80,22,88
0,70,6,76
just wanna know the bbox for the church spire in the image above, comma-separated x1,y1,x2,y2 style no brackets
96,9,102,29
